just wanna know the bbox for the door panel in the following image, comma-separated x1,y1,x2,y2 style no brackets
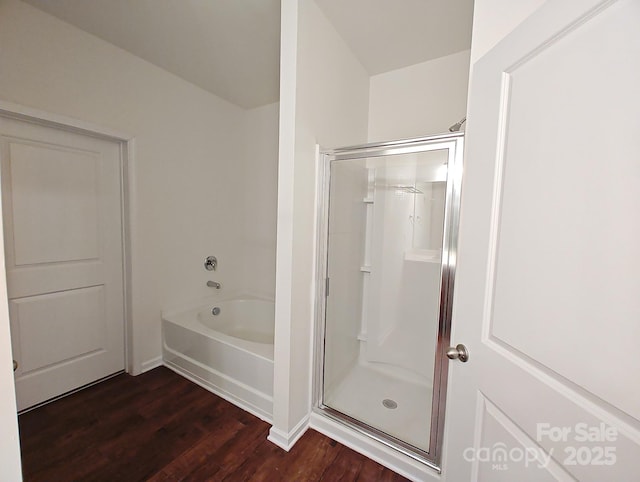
9,141,100,265
0,117,125,411
445,0,640,480
490,0,640,421
11,286,106,373
475,395,572,481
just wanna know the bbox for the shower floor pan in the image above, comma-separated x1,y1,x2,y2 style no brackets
323,363,432,452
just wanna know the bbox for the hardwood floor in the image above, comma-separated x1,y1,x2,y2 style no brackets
18,367,410,481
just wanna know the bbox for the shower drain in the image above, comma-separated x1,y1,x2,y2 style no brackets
382,399,398,409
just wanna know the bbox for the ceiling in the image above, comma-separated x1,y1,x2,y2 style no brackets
315,0,474,75
23,0,281,109
23,0,473,109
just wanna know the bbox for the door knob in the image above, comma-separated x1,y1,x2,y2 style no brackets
13,360,17,372
446,344,469,362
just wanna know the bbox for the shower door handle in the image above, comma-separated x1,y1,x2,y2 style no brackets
446,344,469,363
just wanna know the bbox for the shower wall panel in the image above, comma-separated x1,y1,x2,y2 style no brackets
324,161,367,391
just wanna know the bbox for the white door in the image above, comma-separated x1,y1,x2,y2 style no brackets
0,116,125,411
444,0,640,480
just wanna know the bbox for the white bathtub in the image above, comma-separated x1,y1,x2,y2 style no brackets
162,298,275,421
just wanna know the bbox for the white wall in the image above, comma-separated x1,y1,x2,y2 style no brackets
271,0,369,447
0,0,255,375
242,102,280,300
470,0,546,63
368,50,471,142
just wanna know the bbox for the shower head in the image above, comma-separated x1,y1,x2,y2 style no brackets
448,117,467,132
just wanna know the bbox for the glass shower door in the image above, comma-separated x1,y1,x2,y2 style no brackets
316,134,464,468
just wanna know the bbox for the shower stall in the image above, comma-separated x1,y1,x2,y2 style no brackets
313,133,464,470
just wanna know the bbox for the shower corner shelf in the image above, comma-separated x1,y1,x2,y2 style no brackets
360,265,371,273
404,249,442,263
362,197,374,204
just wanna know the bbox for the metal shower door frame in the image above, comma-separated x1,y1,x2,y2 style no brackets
311,132,465,471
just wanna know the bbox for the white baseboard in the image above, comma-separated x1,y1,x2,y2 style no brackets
267,416,310,451
309,412,438,482
140,356,163,373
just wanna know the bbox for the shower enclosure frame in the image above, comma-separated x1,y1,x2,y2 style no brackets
312,132,464,471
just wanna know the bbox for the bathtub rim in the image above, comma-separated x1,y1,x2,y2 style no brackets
162,296,275,362
161,293,274,320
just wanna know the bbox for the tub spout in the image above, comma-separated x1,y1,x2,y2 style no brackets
206,281,221,289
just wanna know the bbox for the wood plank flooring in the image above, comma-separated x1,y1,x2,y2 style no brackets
18,367,410,481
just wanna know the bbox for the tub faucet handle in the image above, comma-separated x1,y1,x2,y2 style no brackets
207,280,221,289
